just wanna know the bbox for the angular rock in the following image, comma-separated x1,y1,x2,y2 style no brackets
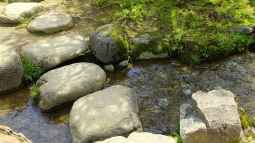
90,24,127,64
2,2,43,23
37,63,106,110
96,132,177,143
0,46,23,93
180,89,242,143
21,34,88,70
0,125,32,143
70,85,142,143
27,12,73,34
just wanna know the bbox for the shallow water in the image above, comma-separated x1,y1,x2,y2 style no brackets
1,53,255,142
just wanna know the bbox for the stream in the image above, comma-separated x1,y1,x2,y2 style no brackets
1,52,255,143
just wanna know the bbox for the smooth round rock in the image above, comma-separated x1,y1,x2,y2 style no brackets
0,46,23,94
27,12,73,34
3,2,43,23
37,63,106,110
70,85,142,143
21,34,88,70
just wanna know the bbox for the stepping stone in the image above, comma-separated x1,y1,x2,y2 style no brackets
27,11,73,34
1,2,43,24
37,63,106,110
96,132,177,143
21,34,88,70
180,89,242,143
0,46,23,94
70,85,142,143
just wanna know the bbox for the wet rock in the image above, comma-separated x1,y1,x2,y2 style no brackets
2,2,43,24
70,85,142,143
180,89,242,143
21,34,88,70
0,46,23,94
90,24,127,64
27,11,73,34
0,125,32,143
104,64,115,72
118,60,129,69
37,63,106,110
96,132,177,143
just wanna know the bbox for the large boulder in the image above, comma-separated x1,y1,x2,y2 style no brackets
0,46,23,93
21,34,88,70
27,11,73,34
96,132,177,143
2,2,43,24
36,63,106,110
70,85,142,143
90,24,127,64
180,89,242,143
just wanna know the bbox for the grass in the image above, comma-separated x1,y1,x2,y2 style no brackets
21,57,44,85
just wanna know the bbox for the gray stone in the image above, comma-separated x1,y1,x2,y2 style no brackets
37,63,106,110
70,85,142,143
138,52,169,60
104,64,115,72
118,60,129,69
180,89,242,143
90,24,126,64
96,132,177,143
21,34,88,70
27,11,73,34
2,2,43,23
0,46,23,93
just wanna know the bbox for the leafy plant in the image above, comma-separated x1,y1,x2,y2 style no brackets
30,84,40,104
22,57,44,85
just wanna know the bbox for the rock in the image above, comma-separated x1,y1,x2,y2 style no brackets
118,60,129,69
70,85,142,143
232,25,253,34
0,125,32,143
0,46,23,94
27,11,73,34
37,63,106,110
96,132,177,143
2,2,43,23
104,64,115,72
138,52,169,60
180,89,242,143
90,24,127,64
21,34,88,70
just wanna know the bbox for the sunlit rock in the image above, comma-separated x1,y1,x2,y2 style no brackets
21,34,88,70
180,89,242,143
37,63,106,110
70,85,142,143
0,46,23,94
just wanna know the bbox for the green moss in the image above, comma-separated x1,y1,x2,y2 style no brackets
21,57,44,85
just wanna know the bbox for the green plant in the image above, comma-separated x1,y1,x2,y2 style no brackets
22,57,44,84
30,84,40,104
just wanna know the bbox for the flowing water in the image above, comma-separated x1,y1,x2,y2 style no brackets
1,52,255,143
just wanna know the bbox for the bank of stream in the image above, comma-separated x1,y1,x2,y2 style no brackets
1,52,255,143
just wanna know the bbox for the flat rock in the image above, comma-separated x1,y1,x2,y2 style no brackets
96,132,177,143
27,11,73,34
37,63,106,110
2,2,43,23
70,85,142,143
0,46,23,94
180,89,242,143
0,125,32,143
21,34,88,70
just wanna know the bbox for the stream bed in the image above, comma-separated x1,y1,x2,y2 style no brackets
1,52,255,143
